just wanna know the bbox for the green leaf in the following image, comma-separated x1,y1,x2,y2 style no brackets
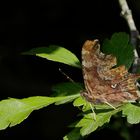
0,95,80,130
52,82,82,105
23,45,81,68
52,82,83,96
122,103,140,124
73,103,140,136
102,32,134,69
73,97,90,112
63,128,83,140
73,96,86,107
54,94,80,105
76,109,120,136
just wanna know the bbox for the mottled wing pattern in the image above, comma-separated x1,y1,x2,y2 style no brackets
81,40,140,105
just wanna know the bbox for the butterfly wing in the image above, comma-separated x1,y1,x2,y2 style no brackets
81,40,140,104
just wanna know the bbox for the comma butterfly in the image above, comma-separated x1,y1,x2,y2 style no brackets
81,40,140,107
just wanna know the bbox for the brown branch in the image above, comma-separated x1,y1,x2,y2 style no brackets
118,0,140,73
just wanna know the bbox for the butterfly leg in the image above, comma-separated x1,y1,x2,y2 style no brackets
104,101,116,109
89,103,96,120
81,91,98,120
80,90,94,102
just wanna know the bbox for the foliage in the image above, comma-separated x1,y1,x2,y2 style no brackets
23,45,81,68
0,95,79,130
102,32,134,69
0,32,140,139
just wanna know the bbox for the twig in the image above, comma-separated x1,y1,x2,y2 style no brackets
118,0,140,73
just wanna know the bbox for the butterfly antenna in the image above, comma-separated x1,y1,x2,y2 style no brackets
104,101,116,110
59,68,75,83
89,103,96,120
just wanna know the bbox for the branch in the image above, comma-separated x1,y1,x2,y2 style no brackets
118,0,140,73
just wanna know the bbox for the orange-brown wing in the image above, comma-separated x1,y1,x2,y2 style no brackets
81,40,140,104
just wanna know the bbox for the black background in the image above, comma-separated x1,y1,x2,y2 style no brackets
0,0,140,139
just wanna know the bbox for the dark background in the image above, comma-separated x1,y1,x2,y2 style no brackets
0,0,140,139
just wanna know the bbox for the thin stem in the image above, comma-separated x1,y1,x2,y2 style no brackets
118,0,140,73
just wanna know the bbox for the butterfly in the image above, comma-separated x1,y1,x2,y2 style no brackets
81,39,140,108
